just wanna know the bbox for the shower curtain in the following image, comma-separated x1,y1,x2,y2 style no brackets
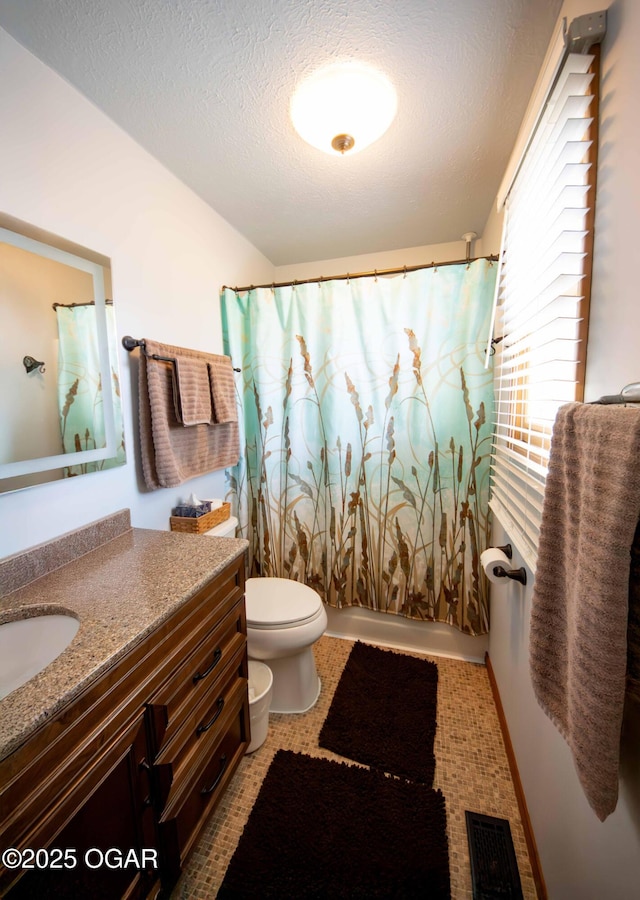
55,304,125,477
221,259,496,635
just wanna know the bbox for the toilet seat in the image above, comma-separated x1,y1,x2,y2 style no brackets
245,577,324,629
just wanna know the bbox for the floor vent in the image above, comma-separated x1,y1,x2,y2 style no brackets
465,810,523,899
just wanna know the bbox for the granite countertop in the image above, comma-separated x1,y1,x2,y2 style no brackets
0,512,248,762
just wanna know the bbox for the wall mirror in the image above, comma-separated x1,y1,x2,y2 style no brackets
0,214,125,493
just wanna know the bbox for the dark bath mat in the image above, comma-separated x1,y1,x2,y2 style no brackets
217,749,450,899
319,641,438,783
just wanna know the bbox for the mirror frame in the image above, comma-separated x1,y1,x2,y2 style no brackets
0,225,117,481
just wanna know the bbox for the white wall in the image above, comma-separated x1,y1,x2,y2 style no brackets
487,1,640,896
0,28,274,557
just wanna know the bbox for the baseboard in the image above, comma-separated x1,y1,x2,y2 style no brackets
485,652,547,900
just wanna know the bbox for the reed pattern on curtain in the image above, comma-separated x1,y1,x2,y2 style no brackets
55,304,125,477
221,259,496,635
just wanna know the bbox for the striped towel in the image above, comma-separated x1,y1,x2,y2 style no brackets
208,357,238,423
172,356,213,426
530,402,640,820
627,519,640,705
138,339,239,489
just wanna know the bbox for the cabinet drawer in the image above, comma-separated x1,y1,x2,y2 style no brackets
153,643,248,808
147,597,246,756
158,691,249,887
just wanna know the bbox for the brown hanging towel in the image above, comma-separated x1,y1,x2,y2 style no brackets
529,402,640,821
137,338,239,489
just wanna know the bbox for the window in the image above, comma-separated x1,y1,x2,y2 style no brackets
490,46,600,568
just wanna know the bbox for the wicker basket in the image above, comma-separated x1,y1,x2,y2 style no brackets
170,502,231,534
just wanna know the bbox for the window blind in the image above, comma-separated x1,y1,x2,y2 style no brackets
490,51,599,569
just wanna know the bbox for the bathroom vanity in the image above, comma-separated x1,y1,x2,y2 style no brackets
0,511,250,898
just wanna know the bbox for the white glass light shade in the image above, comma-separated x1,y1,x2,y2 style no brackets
290,63,397,156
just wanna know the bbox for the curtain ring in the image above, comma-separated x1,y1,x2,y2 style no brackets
403,266,407,279
374,269,378,282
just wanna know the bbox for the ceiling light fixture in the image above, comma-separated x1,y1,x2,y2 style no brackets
290,62,397,156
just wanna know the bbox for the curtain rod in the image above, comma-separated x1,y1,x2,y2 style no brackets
52,299,113,310
223,254,499,294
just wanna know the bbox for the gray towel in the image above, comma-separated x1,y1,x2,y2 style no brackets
529,402,640,820
138,339,239,490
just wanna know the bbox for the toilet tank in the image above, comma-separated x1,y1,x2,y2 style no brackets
203,515,238,538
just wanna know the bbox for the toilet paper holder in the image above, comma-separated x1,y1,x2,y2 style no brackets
489,543,527,586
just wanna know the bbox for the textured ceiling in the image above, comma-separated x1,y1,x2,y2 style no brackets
0,0,562,265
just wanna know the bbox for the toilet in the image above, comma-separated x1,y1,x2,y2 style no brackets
204,515,328,713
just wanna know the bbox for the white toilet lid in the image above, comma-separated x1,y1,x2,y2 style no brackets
245,577,323,627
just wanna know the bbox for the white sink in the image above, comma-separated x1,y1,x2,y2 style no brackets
0,614,80,700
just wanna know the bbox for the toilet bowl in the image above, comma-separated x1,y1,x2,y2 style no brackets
203,515,327,714
245,577,327,713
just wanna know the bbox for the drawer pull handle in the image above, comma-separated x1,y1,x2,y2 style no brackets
193,647,222,683
196,697,225,735
201,754,228,796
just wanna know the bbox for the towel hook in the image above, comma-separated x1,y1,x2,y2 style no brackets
23,355,45,374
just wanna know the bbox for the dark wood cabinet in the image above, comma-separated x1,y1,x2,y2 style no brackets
147,563,250,892
5,713,156,900
156,683,249,887
0,555,249,899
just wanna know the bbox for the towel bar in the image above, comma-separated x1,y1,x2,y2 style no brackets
591,381,640,404
121,335,241,371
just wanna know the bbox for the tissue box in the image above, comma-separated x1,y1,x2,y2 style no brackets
170,501,231,534
171,503,210,518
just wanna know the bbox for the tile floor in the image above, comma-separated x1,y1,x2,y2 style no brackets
172,635,536,899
